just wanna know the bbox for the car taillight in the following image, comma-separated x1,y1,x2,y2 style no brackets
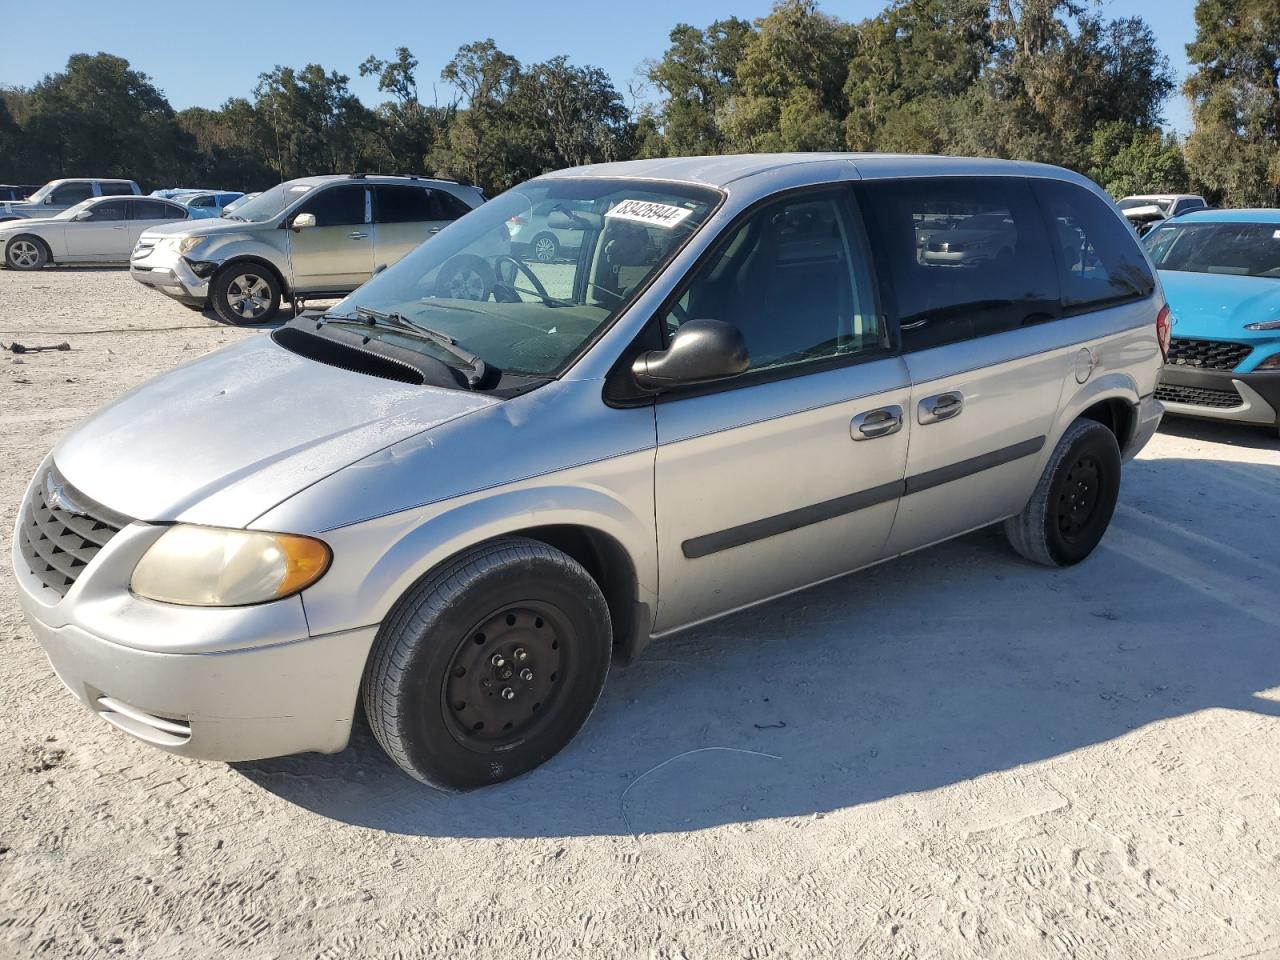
1155,303,1172,361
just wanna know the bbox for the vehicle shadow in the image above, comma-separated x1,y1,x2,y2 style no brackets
1158,413,1280,451
236,455,1280,838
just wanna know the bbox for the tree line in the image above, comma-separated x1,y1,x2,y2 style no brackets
0,0,1275,207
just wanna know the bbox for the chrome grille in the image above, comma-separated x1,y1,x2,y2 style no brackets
1167,337,1252,371
17,467,129,596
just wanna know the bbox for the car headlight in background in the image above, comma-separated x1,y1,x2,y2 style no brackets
131,525,331,606
158,236,207,256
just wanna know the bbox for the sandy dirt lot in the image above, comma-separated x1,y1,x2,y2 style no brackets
2,267,1280,960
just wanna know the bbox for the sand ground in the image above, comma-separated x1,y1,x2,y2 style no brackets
2,267,1280,960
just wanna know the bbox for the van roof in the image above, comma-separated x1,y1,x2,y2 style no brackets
537,153,1079,189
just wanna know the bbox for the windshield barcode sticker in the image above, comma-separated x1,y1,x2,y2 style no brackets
606,199,693,229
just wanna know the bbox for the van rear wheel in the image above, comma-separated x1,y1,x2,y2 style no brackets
1004,419,1121,567
362,537,612,791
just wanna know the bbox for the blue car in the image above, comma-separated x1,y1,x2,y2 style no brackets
1144,209,1280,436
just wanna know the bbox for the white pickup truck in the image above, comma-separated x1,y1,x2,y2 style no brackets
0,178,142,222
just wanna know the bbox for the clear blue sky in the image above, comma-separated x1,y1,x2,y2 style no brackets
0,0,1199,133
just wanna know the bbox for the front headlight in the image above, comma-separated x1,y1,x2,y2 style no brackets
158,235,207,256
1244,319,1280,331
131,525,331,606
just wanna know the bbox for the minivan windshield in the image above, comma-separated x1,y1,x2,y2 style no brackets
222,182,314,222
1144,221,1280,279
327,178,721,378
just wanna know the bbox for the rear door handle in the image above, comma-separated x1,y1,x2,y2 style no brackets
850,405,904,441
918,391,964,425
348,231,369,240
428,227,442,234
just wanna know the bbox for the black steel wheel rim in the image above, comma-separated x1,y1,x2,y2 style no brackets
441,601,570,752
1057,453,1103,542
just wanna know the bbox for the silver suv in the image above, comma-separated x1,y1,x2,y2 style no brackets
13,155,1166,790
129,174,487,324
0,178,141,222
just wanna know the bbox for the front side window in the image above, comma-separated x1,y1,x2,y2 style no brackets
50,183,94,205
374,185,431,224
859,177,1059,350
326,179,720,379
1036,180,1156,311
295,185,367,227
661,191,884,372
1144,221,1280,279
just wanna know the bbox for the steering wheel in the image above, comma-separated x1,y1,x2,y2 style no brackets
494,255,554,303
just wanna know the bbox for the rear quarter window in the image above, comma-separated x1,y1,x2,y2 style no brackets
1034,180,1155,313
858,176,1060,351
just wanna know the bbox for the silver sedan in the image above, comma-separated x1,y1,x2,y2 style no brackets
1,196,189,270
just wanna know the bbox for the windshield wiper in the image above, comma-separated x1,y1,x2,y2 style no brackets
322,306,489,387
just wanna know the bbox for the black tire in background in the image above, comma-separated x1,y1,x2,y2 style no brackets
362,537,613,791
1004,418,1122,567
209,264,281,325
5,235,49,270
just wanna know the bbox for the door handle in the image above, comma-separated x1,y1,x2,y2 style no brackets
348,231,369,239
918,391,964,425
900,318,929,331
428,227,442,234
850,405,904,441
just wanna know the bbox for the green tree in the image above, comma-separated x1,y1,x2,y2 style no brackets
17,53,195,186
1086,121,1189,197
359,47,453,173
843,0,991,151
253,64,378,180
1184,0,1280,206
722,0,855,152
646,18,754,155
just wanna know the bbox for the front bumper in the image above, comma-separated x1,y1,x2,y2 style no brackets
1157,365,1280,426
12,478,377,762
129,246,212,306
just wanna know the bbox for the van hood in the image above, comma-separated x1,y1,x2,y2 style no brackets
1159,269,1280,338
52,335,498,528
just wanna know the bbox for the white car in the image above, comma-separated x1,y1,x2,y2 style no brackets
1,196,190,270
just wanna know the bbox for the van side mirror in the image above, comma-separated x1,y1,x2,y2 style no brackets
631,319,749,390
291,212,317,230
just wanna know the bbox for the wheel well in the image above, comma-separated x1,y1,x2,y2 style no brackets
1078,397,1134,448
214,257,289,297
505,525,649,664
7,233,51,258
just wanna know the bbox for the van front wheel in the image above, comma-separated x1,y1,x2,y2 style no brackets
362,537,612,791
1004,418,1121,567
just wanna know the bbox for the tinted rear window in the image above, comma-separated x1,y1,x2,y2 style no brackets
374,185,432,224
858,177,1059,350
1034,180,1155,311
430,189,472,220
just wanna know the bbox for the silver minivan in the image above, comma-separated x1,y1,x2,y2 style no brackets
13,155,1166,790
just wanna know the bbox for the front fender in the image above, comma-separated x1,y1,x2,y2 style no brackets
296,467,658,639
